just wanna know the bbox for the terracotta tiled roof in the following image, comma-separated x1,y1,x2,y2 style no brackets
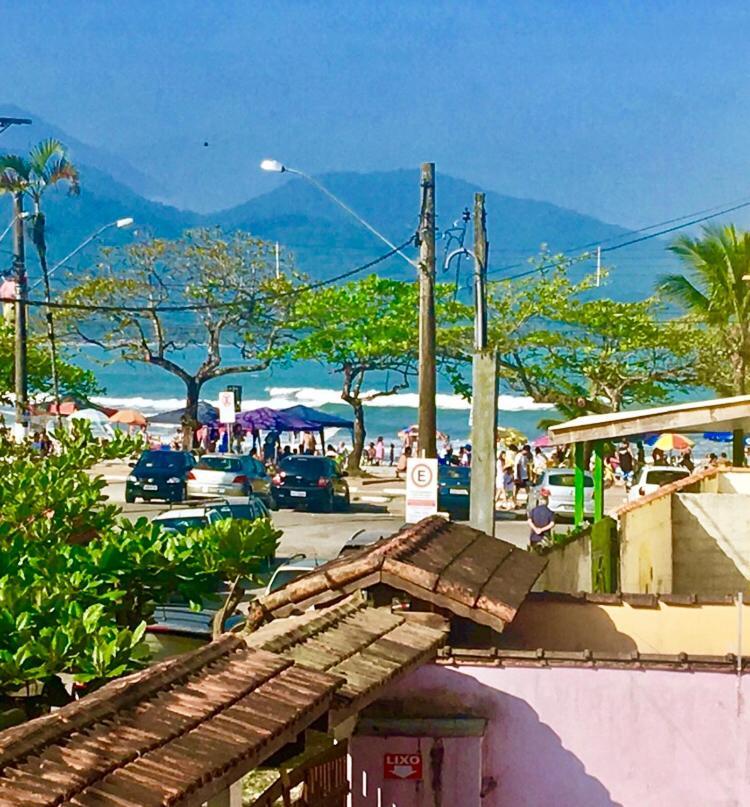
246,593,448,723
0,635,341,807
246,516,546,634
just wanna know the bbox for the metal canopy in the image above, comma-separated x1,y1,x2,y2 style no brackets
548,395,750,446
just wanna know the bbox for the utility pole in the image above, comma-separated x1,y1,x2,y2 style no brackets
469,192,498,536
13,192,28,440
417,163,437,459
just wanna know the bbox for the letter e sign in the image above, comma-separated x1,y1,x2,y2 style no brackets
384,752,422,780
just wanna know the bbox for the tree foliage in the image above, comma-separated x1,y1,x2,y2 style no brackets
0,321,101,405
285,275,457,470
0,423,279,720
443,255,695,417
60,228,301,442
659,224,750,396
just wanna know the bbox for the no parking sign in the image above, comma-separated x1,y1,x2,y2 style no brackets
405,458,438,523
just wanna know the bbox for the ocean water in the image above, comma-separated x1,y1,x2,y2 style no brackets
73,346,556,444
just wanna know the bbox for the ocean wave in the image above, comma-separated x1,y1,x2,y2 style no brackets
93,386,553,415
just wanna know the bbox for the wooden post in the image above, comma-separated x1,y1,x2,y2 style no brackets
574,442,585,526
733,428,745,467
417,163,437,459
593,441,604,522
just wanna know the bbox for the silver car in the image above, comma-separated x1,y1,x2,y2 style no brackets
187,453,271,501
528,468,595,519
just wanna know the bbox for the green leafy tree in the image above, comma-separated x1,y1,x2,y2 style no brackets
443,256,695,417
0,321,101,406
0,423,279,723
0,139,80,413
659,224,750,395
60,228,300,444
286,276,425,471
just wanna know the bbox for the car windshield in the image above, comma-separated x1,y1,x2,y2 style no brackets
439,467,470,482
137,451,185,471
197,457,243,472
268,568,313,593
279,457,331,479
547,472,594,489
646,469,689,486
156,516,205,532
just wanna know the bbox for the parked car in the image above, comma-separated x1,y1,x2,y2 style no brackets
628,465,690,502
125,449,195,503
338,527,393,556
264,556,327,595
152,506,226,534
437,465,471,519
528,469,595,519
187,453,273,505
271,455,350,512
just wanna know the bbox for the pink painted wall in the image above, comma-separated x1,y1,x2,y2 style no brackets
352,664,750,806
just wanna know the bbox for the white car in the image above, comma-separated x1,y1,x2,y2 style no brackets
528,469,595,519
152,506,226,534
628,465,690,502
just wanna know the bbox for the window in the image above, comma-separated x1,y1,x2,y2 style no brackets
197,457,243,472
547,473,594,489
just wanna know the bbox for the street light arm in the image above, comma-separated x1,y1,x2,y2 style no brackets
30,219,131,290
283,166,417,268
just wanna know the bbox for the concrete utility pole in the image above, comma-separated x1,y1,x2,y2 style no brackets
417,163,437,459
13,192,28,439
469,192,498,536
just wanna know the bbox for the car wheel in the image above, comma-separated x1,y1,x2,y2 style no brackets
320,491,334,513
335,489,350,512
125,490,135,504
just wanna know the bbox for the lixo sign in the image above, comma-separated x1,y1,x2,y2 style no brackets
384,752,423,780
405,458,439,523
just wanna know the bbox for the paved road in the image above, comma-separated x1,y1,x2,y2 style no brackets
97,461,626,560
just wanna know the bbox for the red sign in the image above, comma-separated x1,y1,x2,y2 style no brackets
384,752,422,780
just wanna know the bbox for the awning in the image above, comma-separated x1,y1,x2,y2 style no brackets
236,406,317,432
280,404,354,430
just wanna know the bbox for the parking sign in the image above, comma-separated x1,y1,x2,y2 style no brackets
405,458,438,523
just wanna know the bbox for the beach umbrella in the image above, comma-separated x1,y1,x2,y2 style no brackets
154,401,219,425
531,434,552,448
398,424,449,442
109,408,148,427
281,404,354,430
645,432,694,451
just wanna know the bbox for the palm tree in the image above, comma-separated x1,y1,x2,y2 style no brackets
658,224,750,395
0,140,79,417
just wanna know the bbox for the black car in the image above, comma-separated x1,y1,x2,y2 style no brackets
438,465,471,519
271,455,350,512
125,449,195,503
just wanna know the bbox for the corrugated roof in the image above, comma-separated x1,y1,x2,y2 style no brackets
246,593,448,723
0,636,341,807
548,395,750,445
246,516,546,634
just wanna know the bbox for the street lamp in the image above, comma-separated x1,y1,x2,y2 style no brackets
260,158,415,266
0,117,31,135
0,211,30,245
30,217,134,290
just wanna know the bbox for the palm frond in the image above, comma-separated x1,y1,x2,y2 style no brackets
657,273,712,316
0,155,30,192
28,138,66,176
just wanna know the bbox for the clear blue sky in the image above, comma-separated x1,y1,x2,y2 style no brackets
4,0,750,226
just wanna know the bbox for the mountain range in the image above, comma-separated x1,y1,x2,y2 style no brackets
0,107,679,299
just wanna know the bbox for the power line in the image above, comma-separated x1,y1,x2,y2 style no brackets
0,236,416,314
492,198,750,282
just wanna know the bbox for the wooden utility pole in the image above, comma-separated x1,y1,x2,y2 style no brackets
13,192,28,439
469,192,498,536
417,163,437,459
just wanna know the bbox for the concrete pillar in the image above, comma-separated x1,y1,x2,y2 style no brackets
206,779,243,807
469,350,498,536
733,428,745,467
574,442,585,526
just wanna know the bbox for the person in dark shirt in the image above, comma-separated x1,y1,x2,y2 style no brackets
528,491,555,547
617,439,635,488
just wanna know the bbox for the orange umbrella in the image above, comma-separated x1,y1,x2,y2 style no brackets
109,408,148,427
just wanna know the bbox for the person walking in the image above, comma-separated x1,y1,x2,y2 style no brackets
616,439,635,489
513,445,531,507
374,436,385,466
532,446,548,484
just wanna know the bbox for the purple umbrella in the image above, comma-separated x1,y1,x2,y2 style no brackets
236,407,316,432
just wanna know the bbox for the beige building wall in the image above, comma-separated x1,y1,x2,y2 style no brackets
672,493,750,595
719,471,750,494
533,533,592,593
619,494,673,593
504,597,749,656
